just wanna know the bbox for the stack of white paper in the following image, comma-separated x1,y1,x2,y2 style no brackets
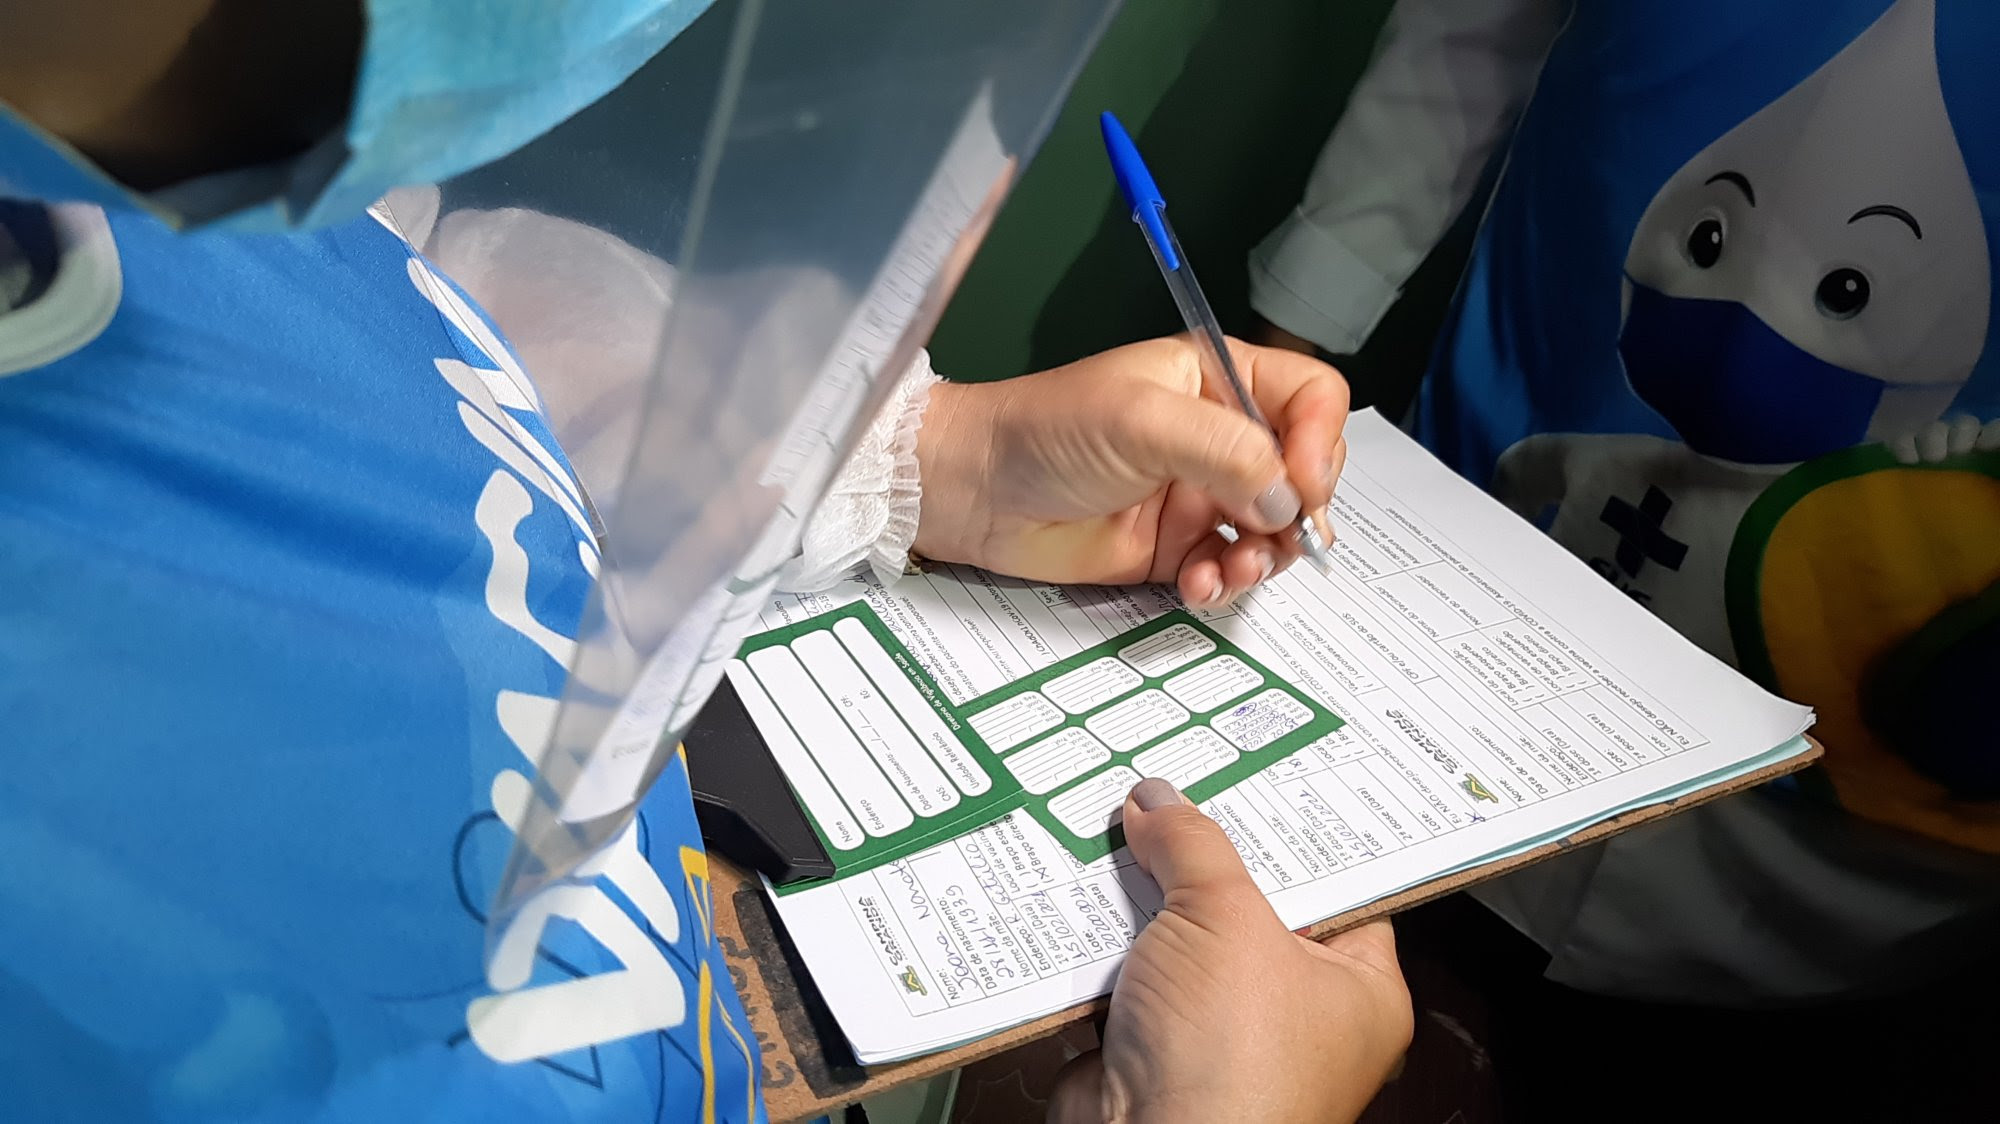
741,409,1813,1064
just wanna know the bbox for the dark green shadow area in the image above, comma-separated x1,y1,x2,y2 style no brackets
928,0,1485,418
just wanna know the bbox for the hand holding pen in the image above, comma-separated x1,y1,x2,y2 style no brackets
897,116,1346,607
1100,111,1339,575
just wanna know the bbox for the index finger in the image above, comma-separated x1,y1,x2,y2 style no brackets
1223,338,1350,515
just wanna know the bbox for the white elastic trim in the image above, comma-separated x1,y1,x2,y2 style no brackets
777,352,942,592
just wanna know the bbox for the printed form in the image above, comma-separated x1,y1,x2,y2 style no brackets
759,410,1814,1062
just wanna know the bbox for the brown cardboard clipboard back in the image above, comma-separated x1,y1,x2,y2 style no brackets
713,741,1821,1123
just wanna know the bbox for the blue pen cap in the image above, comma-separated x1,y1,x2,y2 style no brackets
1099,111,1179,270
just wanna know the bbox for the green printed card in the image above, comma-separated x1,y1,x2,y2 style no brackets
965,612,1343,861
735,602,1343,893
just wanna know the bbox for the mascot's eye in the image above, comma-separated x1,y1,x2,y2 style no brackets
1815,268,1871,320
1685,218,1724,268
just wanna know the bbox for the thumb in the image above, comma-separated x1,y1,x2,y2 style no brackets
1315,918,1403,979
1114,385,1302,534
1047,1050,1110,1124
1121,779,1274,914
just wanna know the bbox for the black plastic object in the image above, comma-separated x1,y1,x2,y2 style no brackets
683,677,835,884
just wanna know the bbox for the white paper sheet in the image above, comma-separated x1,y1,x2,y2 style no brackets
759,410,1813,1063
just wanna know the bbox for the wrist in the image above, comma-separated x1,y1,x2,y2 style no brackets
912,379,998,566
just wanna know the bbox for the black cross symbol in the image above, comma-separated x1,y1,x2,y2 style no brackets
1599,486,1688,578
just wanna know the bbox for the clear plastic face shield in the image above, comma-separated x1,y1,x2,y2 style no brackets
382,0,1117,941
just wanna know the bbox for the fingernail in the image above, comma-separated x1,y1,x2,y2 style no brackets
1195,573,1223,606
1318,453,1339,496
1253,477,1303,530
1255,550,1275,583
1131,777,1186,811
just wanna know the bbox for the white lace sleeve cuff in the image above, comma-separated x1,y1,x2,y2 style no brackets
777,352,941,592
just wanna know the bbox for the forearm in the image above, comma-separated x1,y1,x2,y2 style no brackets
1249,0,1567,353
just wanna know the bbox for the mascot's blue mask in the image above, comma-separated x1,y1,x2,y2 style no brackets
1620,281,1893,464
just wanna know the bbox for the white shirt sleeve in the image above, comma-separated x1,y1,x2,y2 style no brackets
776,352,942,593
1248,0,1568,354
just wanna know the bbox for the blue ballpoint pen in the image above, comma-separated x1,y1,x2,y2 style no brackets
1099,111,1333,569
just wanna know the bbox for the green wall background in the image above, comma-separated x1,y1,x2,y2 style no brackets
927,0,1479,416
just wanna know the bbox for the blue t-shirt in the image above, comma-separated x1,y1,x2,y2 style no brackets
0,199,763,1120
1415,0,2000,850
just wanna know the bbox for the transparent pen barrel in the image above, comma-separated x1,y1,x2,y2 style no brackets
1144,208,1271,429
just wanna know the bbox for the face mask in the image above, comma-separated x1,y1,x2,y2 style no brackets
0,0,719,232
1618,281,1890,465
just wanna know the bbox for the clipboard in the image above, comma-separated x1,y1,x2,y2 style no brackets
708,739,1822,1123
